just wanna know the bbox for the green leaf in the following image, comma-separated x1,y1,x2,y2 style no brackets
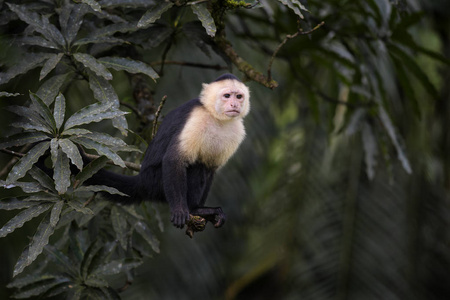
81,0,102,12
277,0,308,19
72,137,125,168
6,141,50,183
40,53,64,81
7,273,56,288
62,128,92,136
11,277,69,299
82,22,137,40
0,53,52,85
73,36,126,46
0,132,49,150
191,4,216,37
111,206,128,249
7,3,65,47
67,199,94,215
53,93,66,130
44,245,79,278
87,71,128,135
76,185,129,197
85,275,108,288
81,132,127,148
98,56,159,80
52,147,71,194
29,166,56,192
0,204,52,238
63,101,115,130
378,107,412,174
59,139,83,171
50,201,64,227
0,180,45,194
95,258,142,276
137,2,174,28
81,240,103,279
10,122,52,134
0,92,21,97
60,0,89,45
134,220,160,253
74,156,108,187
77,200,108,227
73,53,113,80
30,93,57,133
362,123,378,180
0,198,37,211
36,73,71,106
17,36,59,50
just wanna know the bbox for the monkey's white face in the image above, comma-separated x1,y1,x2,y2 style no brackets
200,79,250,121
219,89,246,118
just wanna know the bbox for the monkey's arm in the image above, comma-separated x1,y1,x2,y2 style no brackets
162,148,190,228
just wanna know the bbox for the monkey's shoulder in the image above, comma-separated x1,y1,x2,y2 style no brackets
178,105,245,168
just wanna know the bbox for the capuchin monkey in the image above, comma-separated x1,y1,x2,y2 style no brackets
87,74,250,229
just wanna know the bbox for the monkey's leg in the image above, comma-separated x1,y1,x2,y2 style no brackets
190,207,226,228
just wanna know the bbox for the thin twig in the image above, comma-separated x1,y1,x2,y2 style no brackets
152,95,167,139
267,21,325,81
150,61,227,70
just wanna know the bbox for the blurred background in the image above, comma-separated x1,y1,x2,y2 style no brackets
1,0,450,299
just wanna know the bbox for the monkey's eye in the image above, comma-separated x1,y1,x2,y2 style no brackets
224,93,231,98
236,94,243,99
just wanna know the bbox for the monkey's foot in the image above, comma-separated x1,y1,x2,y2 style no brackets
185,214,207,238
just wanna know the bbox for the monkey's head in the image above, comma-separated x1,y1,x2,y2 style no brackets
200,74,250,121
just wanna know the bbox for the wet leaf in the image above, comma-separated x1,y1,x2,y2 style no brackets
0,53,52,85
50,201,64,227
64,101,119,130
40,53,64,81
278,0,308,19
137,2,173,28
6,141,50,183
29,166,56,192
111,206,128,249
44,245,79,277
0,204,52,238
0,198,37,211
99,56,159,80
81,0,102,12
134,220,160,253
72,137,125,167
0,132,49,150
36,73,71,106
53,93,66,131
30,93,57,133
73,53,112,80
74,156,108,187
76,185,129,196
59,139,83,171
191,4,216,37
52,147,71,194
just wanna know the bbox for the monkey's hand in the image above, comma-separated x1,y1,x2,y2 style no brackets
213,207,226,228
170,207,190,228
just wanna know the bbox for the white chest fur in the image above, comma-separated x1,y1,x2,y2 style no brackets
178,106,246,168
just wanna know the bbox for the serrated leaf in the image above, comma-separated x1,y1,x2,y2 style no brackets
10,122,52,134
111,206,128,249
64,101,115,130
73,36,126,46
54,94,66,131
0,132,49,150
73,53,112,80
81,132,127,147
74,156,108,187
0,180,45,194
6,142,50,183
81,240,103,279
134,220,160,253
0,91,21,97
67,199,94,215
87,71,128,135
98,56,159,80
7,273,56,289
0,198,37,211
0,53,52,85
53,148,71,194
137,2,173,28
60,1,89,45
59,139,83,170
30,93,57,133
95,258,142,276
0,204,52,238
36,73,71,106
10,277,69,299
278,0,308,19
62,128,92,136
191,4,216,37
76,185,129,196
379,107,412,174
40,53,64,81
29,166,56,192
7,3,65,47
44,245,79,277
84,22,137,40
72,137,125,167
82,0,102,12
17,36,59,49
50,201,64,227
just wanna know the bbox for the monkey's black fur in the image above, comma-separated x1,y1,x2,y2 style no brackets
87,74,243,228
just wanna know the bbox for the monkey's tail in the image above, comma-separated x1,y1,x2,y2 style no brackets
85,168,141,203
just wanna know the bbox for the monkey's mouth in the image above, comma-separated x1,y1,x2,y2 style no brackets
225,110,240,117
